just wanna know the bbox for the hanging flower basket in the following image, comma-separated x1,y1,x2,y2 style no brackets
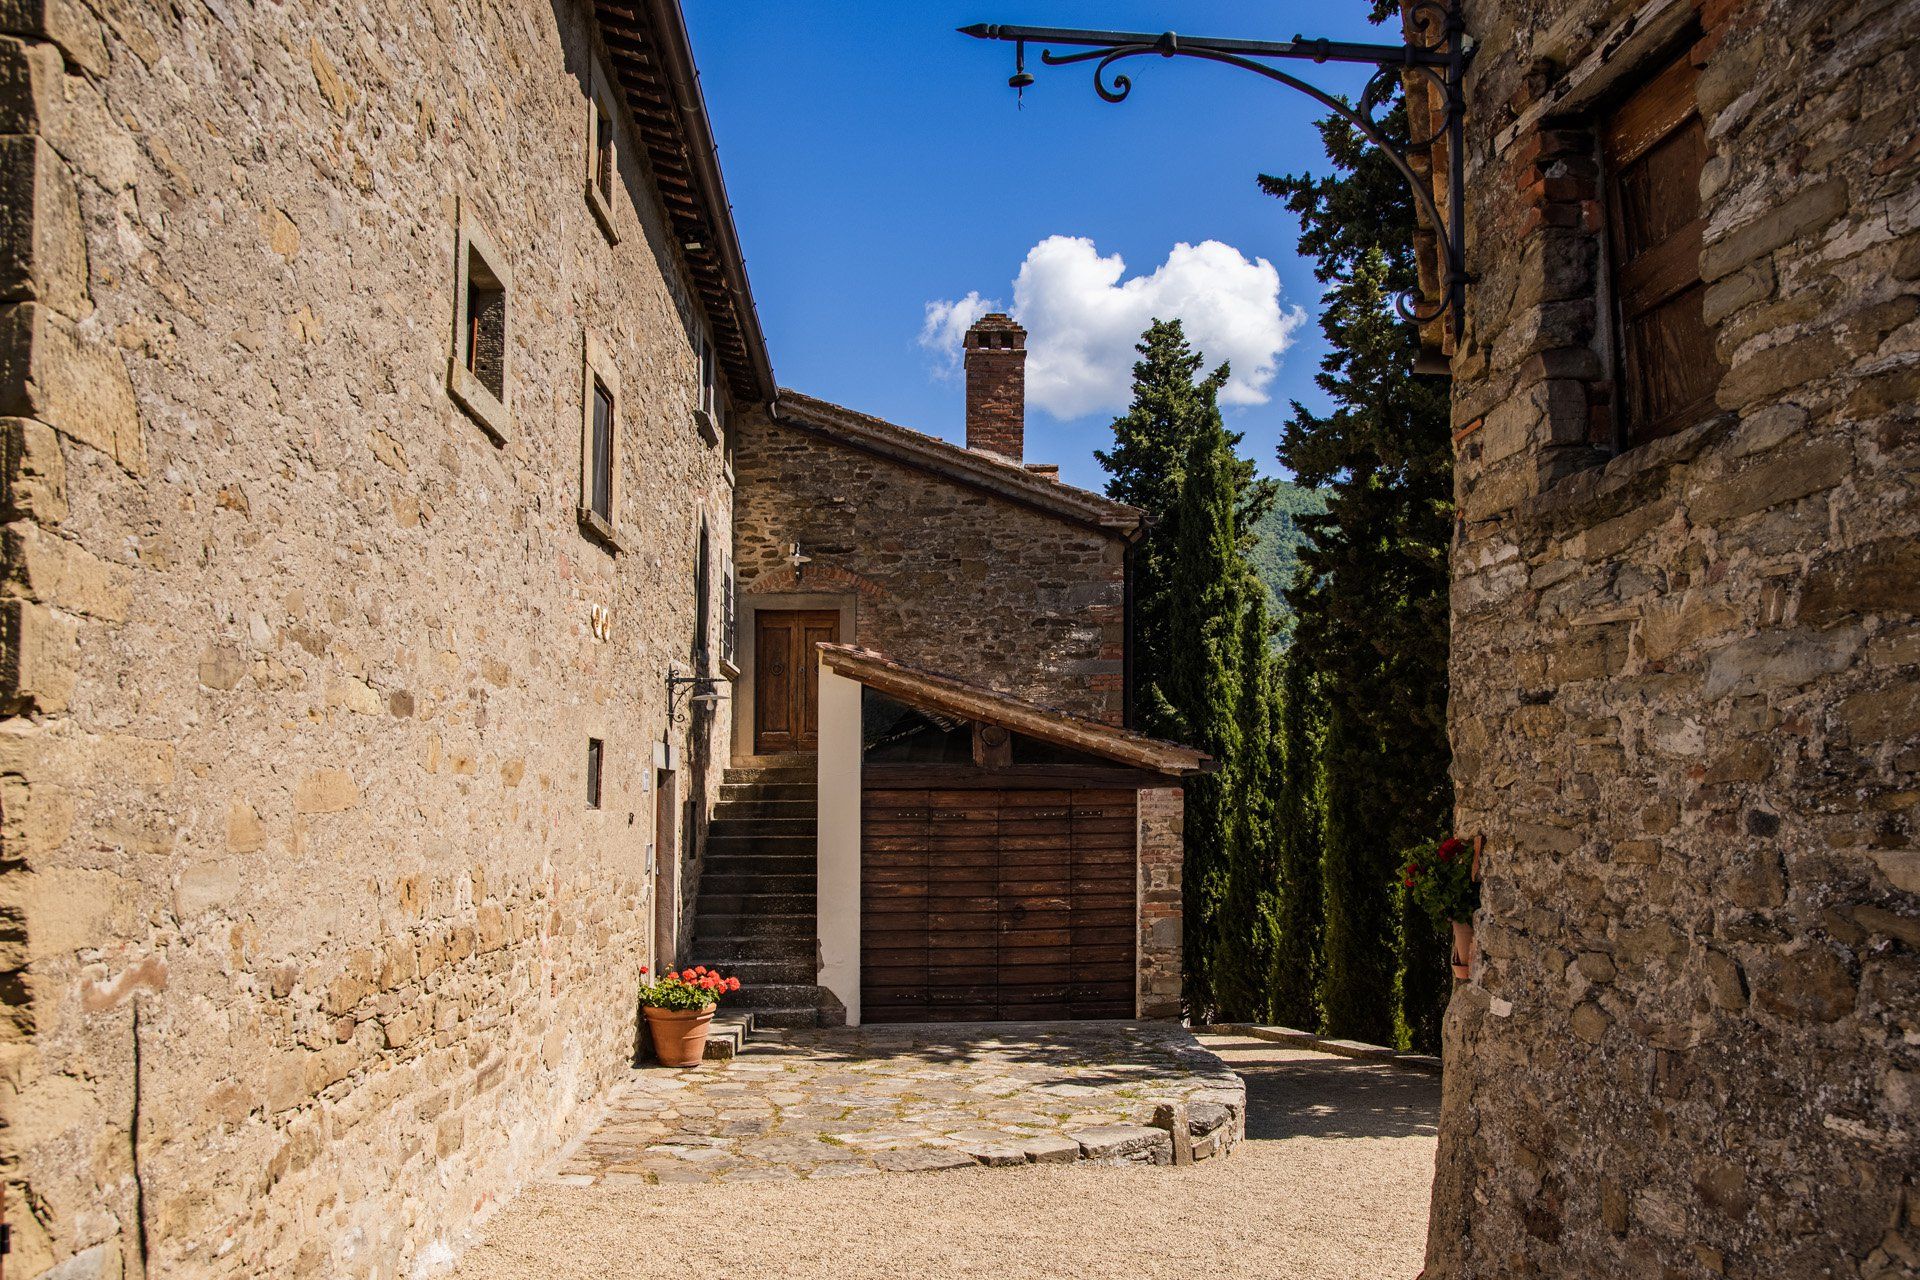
1399,835,1482,981
639,965,742,1067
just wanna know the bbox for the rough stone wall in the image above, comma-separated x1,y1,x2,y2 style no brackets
732,406,1128,725
1136,786,1183,1019
0,0,735,1276
1430,0,1920,1276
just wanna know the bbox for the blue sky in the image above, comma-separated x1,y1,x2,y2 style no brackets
683,2,1390,489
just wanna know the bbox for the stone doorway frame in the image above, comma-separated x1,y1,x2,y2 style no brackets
731,591,856,762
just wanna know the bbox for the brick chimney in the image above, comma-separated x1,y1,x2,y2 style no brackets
963,313,1026,461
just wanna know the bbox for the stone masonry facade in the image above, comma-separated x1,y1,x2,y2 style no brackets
731,396,1134,727
0,0,741,1277
1136,785,1183,1020
1427,0,1919,1276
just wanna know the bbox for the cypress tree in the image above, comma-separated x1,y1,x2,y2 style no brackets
1098,319,1275,737
1161,420,1247,1021
1211,579,1282,1022
1265,94,1453,1047
1269,641,1324,1030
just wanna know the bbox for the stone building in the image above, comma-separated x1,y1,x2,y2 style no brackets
719,315,1196,1031
1417,0,1920,1275
0,1,1202,1275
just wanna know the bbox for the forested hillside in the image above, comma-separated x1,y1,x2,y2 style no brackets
1246,480,1327,635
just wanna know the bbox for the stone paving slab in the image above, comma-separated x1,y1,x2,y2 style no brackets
547,1021,1246,1186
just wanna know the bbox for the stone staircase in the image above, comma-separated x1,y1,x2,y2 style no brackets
690,755,829,1030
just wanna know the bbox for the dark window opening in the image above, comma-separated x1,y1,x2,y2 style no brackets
590,379,614,521
593,108,614,202
586,738,604,809
465,248,506,402
1603,48,1721,448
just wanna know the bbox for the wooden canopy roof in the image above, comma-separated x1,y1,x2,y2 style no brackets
818,643,1213,778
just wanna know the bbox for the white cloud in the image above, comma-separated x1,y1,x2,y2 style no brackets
917,291,998,376
921,236,1306,420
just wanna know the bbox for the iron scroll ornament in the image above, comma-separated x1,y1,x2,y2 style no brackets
960,12,1475,329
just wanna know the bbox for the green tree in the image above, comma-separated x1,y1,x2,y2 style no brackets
1098,319,1275,736
1160,420,1247,1021
1269,642,1324,1029
1263,95,1453,1047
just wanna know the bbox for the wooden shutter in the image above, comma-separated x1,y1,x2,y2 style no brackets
1604,50,1722,447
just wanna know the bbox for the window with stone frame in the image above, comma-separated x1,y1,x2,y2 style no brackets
694,327,722,445
584,63,621,243
586,737,604,809
448,199,513,443
1601,47,1723,448
577,331,622,551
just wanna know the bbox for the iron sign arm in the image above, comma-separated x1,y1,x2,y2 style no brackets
960,10,1473,331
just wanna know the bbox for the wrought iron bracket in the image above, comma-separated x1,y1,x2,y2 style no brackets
961,11,1475,331
666,670,726,724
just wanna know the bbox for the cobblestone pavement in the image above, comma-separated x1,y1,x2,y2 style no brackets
546,1021,1246,1185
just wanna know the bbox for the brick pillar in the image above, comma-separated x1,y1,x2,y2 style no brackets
962,313,1025,461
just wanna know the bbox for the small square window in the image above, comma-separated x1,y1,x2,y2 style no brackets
448,198,513,444
587,738,604,809
578,330,623,552
584,66,621,245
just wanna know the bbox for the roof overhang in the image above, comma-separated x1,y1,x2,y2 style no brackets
819,643,1212,777
590,0,775,404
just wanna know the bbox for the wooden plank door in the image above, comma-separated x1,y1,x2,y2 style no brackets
753,610,839,753
860,785,1138,1022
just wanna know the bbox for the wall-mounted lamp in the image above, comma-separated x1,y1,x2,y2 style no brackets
667,670,727,724
785,540,812,584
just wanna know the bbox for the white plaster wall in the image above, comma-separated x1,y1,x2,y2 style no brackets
816,664,864,1023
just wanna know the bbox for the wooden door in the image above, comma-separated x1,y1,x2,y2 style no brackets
861,786,1137,1021
753,610,839,754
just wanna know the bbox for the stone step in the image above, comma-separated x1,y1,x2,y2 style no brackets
705,835,817,856
695,912,814,940
706,815,816,838
699,872,816,896
696,891,816,916
696,935,813,963
700,854,816,878
722,982,821,1010
723,761,816,783
712,792,816,809
720,783,818,806
731,1006,819,1030
697,956,815,985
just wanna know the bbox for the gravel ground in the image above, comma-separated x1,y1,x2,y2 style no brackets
450,1034,1439,1280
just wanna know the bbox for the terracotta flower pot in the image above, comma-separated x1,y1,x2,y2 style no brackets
644,1004,716,1067
1451,920,1476,980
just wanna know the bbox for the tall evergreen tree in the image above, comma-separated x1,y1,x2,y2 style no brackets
1269,640,1324,1029
1098,319,1275,737
1161,420,1247,1021
1263,94,1453,1047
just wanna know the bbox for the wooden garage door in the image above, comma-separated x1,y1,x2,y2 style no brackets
861,787,1137,1021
